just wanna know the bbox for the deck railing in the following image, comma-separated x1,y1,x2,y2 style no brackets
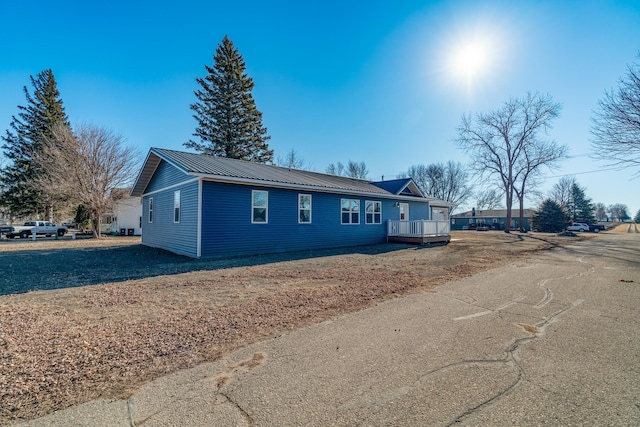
387,220,451,238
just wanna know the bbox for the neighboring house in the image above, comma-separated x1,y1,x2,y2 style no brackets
112,196,142,235
451,208,536,231
99,192,142,235
130,148,452,258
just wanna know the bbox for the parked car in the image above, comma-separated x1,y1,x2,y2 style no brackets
567,223,589,232
588,223,606,233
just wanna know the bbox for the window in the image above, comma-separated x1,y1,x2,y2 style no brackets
252,190,268,223
174,190,181,223
431,207,447,221
299,194,312,223
148,198,153,223
365,200,381,224
341,199,360,224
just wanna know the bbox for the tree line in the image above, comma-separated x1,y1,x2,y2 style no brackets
2,38,638,234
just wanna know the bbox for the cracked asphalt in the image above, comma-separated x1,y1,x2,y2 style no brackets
15,233,640,426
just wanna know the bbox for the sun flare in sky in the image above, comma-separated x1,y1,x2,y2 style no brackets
439,17,506,97
452,42,488,79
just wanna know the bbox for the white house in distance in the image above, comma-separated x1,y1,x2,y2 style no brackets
100,193,142,236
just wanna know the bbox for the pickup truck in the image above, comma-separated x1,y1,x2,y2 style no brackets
4,221,68,239
588,223,606,233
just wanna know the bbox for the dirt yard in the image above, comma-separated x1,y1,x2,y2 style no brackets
0,229,603,424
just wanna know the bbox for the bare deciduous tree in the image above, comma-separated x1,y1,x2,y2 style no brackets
276,148,305,169
456,92,562,232
346,160,368,179
326,162,345,176
32,123,140,238
609,203,630,221
591,56,640,175
513,139,567,230
474,188,503,210
549,176,576,207
594,202,607,221
400,162,472,213
326,160,368,179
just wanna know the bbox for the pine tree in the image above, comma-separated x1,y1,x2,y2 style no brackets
531,199,571,233
567,183,595,224
0,69,71,219
185,36,273,163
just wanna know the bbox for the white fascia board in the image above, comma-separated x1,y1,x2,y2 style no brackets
140,177,201,198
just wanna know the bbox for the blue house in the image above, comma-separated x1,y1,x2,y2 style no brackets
130,148,451,258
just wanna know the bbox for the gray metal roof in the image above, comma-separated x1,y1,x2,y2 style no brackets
131,148,425,199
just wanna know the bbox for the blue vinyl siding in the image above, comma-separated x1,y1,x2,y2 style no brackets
200,181,431,258
142,180,199,257
409,202,430,221
145,160,192,194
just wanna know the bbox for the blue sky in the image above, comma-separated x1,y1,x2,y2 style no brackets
1,0,639,216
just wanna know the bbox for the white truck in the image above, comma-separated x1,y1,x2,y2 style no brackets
4,221,68,239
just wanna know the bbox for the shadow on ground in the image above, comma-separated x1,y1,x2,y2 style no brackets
0,242,435,296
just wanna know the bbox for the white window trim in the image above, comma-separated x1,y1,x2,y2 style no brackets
298,194,312,224
365,200,382,224
252,190,269,224
148,197,153,223
173,190,181,223
399,202,409,221
341,198,360,225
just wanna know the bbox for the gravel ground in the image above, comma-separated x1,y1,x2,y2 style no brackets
0,231,598,424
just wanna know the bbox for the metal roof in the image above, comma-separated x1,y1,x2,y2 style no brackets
131,148,438,200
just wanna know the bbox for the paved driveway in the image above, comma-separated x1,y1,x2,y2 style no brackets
16,233,640,426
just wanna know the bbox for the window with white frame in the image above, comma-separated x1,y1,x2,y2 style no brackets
148,197,153,223
299,194,311,223
341,199,360,224
252,190,268,223
174,190,181,223
365,200,381,224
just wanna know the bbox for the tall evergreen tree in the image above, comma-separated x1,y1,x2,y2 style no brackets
185,35,273,163
0,69,70,219
531,199,571,233
567,183,595,224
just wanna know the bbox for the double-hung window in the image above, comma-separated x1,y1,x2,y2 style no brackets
365,200,382,224
148,197,153,223
341,199,360,224
173,190,181,223
252,190,268,223
299,194,311,223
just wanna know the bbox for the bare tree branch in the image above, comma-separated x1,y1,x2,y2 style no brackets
591,55,640,175
31,123,140,238
276,148,305,169
401,162,472,213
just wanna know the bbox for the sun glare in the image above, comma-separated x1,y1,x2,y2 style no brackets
453,42,487,78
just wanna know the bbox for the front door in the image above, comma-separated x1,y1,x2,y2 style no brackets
399,203,409,220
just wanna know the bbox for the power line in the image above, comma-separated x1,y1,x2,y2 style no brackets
545,166,629,179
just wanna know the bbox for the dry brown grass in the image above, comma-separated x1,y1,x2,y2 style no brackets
608,223,640,233
0,231,590,424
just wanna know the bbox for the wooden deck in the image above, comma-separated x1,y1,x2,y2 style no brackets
387,220,451,245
